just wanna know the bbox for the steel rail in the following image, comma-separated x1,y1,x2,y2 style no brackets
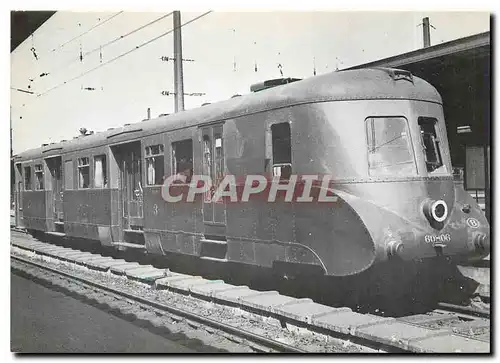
11,253,306,353
436,302,490,320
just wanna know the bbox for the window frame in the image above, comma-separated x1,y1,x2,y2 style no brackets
34,163,44,190
418,116,445,174
145,144,165,186
77,157,90,189
270,122,293,180
172,139,194,184
213,132,224,183
364,116,417,177
24,165,32,191
93,154,108,189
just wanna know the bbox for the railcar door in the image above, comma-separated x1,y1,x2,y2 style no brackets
115,142,144,230
46,156,63,223
16,181,23,226
15,164,23,227
201,124,226,237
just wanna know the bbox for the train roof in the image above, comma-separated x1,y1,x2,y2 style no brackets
14,67,442,162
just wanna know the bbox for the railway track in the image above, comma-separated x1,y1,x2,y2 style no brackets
11,254,306,353
10,230,490,353
437,302,489,320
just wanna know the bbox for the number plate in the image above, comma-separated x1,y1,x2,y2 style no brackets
424,233,451,244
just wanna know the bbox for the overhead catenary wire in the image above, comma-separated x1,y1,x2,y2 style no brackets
51,11,124,53
39,12,174,79
24,11,124,84
36,11,212,99
11,87,34,95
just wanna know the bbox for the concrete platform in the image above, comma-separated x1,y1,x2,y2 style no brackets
408,334,490,353
189,282,249,300
31,246,64,256
35,244,63,250
274,300,351,324
109,262,141,275
88,258,128,269
168,277,224,292
355,321,448,350
125,266,166,282
73,253,100,264
11,244,40,253
11,241,41,249
239,292,297,313
79,256,116,271
127,269,168,282
50,247,74,255
154,274,202,290
56,251,91,261
313,311,392,335
212,288,267,305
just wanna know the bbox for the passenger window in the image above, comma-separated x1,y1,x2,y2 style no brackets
418,117,445,173
271,123,292,179
94,155,108,188
172,139,193,183
366,117,416,176
34,164,44,190
64,160,74,190
24,166,32,190
145,144,164,185
77,157,90,189
203,135,212,177
214,134,224,182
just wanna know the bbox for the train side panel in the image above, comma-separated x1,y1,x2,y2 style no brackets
222,103,376,275
20,159,49,232
142,126,202,256
62,147,117,243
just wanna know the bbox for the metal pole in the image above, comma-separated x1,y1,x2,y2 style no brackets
173,11,185,112
422,17,431,48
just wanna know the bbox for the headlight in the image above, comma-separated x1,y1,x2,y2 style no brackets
431,200,448,222
423,199,448,226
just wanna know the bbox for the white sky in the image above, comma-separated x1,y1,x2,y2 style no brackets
10,10,490,154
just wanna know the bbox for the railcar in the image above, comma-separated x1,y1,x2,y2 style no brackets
13,68,490,281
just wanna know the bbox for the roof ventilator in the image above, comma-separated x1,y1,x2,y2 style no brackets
250,77,302,93
375,67,414,84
